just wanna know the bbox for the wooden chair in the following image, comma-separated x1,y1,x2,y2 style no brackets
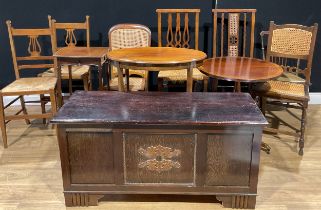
0,20,58,148
107,24,151,91
254,21,318,155
156,9,208,91
39,15,91,94
212,9,256,91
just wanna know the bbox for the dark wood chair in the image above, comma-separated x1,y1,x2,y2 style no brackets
107,24,151,91
39,15,91,94
211,9,256,91
254,21,318,155
156,9,208,91
0,20,58,148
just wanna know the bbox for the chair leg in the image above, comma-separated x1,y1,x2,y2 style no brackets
49,90,57,115
68,65,73,95
88,69,92,91
19,96,30,125
0,95,7,148
83,75,89,91
40,94,46,124
299,102,308,156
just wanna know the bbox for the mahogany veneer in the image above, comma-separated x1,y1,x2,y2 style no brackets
51,91,267,209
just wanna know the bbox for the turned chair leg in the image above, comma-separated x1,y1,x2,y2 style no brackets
299,102,308,156
20,96,31,125
0,95,8,148
40,94,46,124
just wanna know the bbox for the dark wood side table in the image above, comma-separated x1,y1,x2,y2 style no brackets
54,47,109,106
201,57,283,92
107,47,207,92
52,91,267,209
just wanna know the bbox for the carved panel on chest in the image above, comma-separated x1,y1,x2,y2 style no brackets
123,133,196,185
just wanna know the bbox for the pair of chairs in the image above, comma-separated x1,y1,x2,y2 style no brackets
157,9,257,91
1,16,91,148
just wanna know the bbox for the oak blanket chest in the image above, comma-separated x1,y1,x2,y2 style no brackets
51,91,267,209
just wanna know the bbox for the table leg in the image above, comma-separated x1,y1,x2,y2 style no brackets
115,62,125,92
105,62,110,91
55,59,63,108
145,71,149,92
235,82,241,92
125,69,129,92
187,62,194,93
68,65,73,95
98,62,103,90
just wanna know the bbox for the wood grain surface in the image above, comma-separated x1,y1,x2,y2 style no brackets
107,47,206,64
51,91,267,126
201,57,283,82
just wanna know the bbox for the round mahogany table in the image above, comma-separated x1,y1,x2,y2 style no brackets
107,47,207,92
201,57,283,92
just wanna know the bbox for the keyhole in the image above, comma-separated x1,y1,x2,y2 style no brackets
156,156,163,161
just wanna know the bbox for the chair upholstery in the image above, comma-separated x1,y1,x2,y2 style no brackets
255,21,318,156
0,20,58,148
156,9,207,91
38,15,91,93
108,24,151,91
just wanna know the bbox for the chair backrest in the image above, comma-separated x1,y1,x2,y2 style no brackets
156,9,200,50
212,9,256,57
6,20,55,79
48,15,90,52
265,21,318,85
108,24,151,50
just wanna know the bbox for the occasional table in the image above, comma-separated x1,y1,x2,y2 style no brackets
54,47,109,106
107,47,207,92
201,57,283,92
52,91,267,209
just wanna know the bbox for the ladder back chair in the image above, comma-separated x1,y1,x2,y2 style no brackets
0,20,58,148
212,9,256,91
108,24,151,91
254,21,318,155
39,15,91,94
156,9,208,91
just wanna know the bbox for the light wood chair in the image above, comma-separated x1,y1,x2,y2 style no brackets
39,15,91,94
107,24,151,91
156,9,208,91
0,20,58,148
211,9,256,91
254,21,318,155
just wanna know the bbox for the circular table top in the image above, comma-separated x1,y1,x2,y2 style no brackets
107,47,207,65
201,57,283,82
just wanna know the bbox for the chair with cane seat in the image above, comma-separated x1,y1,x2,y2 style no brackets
107,24,151,91
254,21,318,155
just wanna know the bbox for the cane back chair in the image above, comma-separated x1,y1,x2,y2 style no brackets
254,21,318,155
0,20,58,148
39,15,91,94
156,9,208,91
108,24,151,91
211,9,256,91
